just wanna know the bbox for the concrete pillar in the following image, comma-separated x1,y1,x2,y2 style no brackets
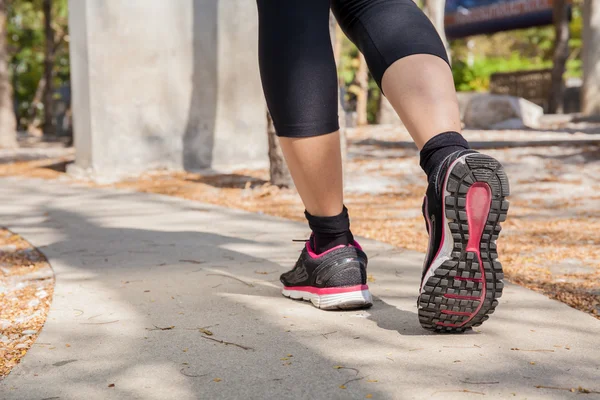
582,0,600,116
68,0,267,180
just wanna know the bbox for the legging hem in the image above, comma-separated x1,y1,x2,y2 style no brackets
275,122,340,138
378,50,451,95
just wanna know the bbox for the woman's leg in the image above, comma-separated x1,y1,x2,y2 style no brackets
256,0,371,310
257,0,344,218
381,54,461,149
257,0,342,217
278,133,344,218
332,0,509,332
332,0,462,151
257,0,353,254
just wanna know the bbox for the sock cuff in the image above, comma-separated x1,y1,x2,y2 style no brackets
305,206,350,235
421,131,468,150
419,131,469,172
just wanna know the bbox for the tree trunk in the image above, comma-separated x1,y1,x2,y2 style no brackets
582,0,600,116
423,0,451,64
548,0,570,114
26,77,46,136
42,0,55,135
0,0,16,148
355,53,369,126
267,111,293,188
28,29,66,135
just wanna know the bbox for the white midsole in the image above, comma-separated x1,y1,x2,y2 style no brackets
282,288,372,310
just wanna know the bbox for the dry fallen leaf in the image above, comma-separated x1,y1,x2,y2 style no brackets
152,325,175,331
213,378,222,382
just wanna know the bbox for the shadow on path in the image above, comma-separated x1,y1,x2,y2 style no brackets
1,180,599,399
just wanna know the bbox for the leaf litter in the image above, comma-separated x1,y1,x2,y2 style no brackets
0,228,55,378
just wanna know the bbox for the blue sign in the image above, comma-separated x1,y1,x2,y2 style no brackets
445,0,559,39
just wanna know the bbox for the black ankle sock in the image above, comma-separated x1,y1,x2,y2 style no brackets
419,131,470,180
305,206,354,255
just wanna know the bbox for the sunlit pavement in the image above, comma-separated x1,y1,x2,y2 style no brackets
0,177,599,399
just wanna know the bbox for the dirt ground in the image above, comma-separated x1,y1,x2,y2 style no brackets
1,126,599,377
0,229,54,377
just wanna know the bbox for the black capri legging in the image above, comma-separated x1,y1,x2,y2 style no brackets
257,0,449,138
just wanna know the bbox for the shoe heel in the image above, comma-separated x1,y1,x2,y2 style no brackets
312,288,373,310
419,154,509,333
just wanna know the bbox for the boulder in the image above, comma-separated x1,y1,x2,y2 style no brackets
462,94,543,129
456,92,479,121
490,118,527,130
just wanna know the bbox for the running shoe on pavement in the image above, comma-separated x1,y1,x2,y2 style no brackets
419,150,510,332
281,239,373,310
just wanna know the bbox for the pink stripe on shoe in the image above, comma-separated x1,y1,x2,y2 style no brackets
305,240,364,259
283,284,369,295
441,309,472,316
443,293,480,301
453,276,484,282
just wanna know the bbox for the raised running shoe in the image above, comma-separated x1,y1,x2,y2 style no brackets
281,239,372,310
419,150,510,332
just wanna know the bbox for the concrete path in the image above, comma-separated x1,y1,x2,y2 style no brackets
0,177,599,400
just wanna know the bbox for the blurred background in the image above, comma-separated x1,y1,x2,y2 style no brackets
0,0,69,141
0,0,597,147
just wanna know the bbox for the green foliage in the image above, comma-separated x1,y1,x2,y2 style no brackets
6,0,69,129
5,0,586,127
338,3,586,119
338,38,360,87
510,26,555,59
452,53,552,92
451,3,584,92
337,36,381,123
566,4,583,79
366,77,381,124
